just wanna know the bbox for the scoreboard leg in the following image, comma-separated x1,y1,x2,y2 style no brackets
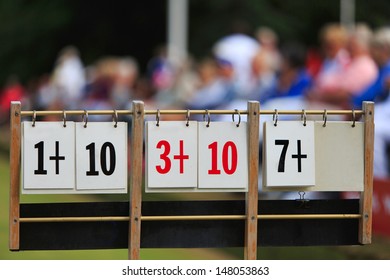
9,101,21,251
359,101,374,244
129,101,144,259
244,101,260,260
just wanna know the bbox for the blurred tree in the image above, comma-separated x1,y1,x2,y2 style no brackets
0,0,72,85
1,0,390,87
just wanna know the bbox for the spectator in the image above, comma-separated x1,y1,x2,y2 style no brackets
308,23,350,104
0,76,25,124
185,57,236,115
51,46,86,109
213,20,260,99
260,42,312,103
311,24,378,108
353,27,390,178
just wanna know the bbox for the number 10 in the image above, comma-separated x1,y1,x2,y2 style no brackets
208,141,238,175
86,142,116,176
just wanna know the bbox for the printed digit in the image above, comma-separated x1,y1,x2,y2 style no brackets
156,140,171,174
275,139,289,172
100,142,116,175
34,141,47,175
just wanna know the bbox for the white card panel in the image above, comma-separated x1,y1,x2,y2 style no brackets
264,121,315,188
198,122,248,189
146,121,198,189
314,121,364,191
22,121,75,191
75,122,128,192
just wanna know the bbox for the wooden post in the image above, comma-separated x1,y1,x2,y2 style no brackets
129,101,144,259
244,101,259,260
359,101,374,244
9,101,21,251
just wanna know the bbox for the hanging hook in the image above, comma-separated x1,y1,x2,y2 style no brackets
32,110,36,127
203,109,211,127
186,109,190,127
83,110,88,128
352,109,356,128
322,109,327,127
63,110,67,128
113,110,118,128
273,109,278,126
232,109,241,127
301,109,307,126
156,109,161,127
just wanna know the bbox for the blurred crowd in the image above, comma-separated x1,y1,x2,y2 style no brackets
1,22,390,178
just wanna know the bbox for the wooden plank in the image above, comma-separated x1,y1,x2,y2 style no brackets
9,101,21,251
359,101,374,244
18,200,360,250
244,101,260,260
129,101,144,259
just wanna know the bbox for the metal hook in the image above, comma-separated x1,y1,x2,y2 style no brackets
232,109,241,127
32,110,36,127
113,110,118,128
203,109,211,127
273,109,278,126
63,110,67,128
301,109,307,126
323,109,327,127
352,109,356,128
83,110,88,128
186,109,190,127
156,109,160,127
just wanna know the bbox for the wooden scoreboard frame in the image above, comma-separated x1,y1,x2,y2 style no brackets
9,101,374,260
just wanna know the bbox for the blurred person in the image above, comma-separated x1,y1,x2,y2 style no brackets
311,24,378,108
259,42,312,103
308,23,350,104
51,46,86,109
305,47,323,78
352,27,390,178
34,74,59,111
213,20,260,98
110,57,139,110
81,57,115,121
253,26,281,74
250,27,281,101
147,46,176,107
0,76,25,124
185,57,236,116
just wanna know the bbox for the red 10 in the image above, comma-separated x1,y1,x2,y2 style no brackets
208,141,238,175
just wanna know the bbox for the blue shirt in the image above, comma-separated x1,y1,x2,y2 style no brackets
352,60,390,109
262,69,312,102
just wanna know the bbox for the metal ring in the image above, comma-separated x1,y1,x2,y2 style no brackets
203,109,211,127
232,109,241,127
156,109,160,127
113,110,118,128
63,110,67,128
186,109,190,127
273,109,278,126
32,110,36,127
352,109,356,127
301,109,307,126
83,110,88,128
323,109,327,127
